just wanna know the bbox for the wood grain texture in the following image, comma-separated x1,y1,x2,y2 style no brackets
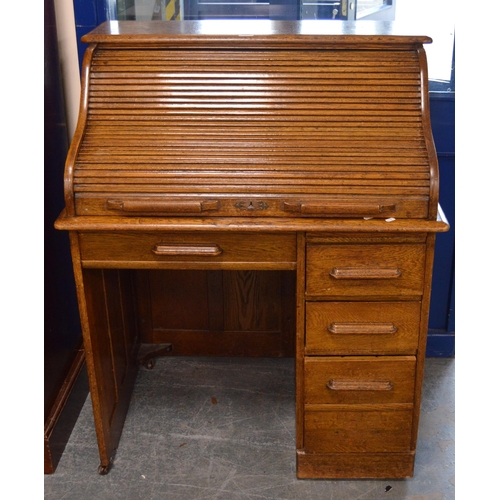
306,242,426,298
304,356,416,405
64,21,439,220
55,212,450,233
78,231,297,269
304,407,414,453
139,270,296,357
305,301,421,354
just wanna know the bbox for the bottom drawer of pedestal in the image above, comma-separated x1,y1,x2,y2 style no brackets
304,407,413,453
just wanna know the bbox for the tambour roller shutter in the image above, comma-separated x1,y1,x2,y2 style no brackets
69,31,437,219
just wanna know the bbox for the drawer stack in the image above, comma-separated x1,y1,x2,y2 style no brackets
297,233,428,478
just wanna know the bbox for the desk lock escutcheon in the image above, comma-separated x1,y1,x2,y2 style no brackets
234,200,269,211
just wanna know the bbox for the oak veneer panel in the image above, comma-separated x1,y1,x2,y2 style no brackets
305,301,421,354
304,407,414,453
304,356,416,405
306,243,426,298
80,268,139,467
141,270,295,357
223,270,282,332
149,270,212,332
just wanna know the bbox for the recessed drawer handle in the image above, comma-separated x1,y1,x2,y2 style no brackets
326,379,394,391
284,202,395,216
327,322,398,335
330,267,401,279
152,243,223,256
107,199,219,214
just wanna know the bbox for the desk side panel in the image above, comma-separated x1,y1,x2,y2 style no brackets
73,245,140,469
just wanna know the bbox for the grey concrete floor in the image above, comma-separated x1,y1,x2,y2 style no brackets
44,357,454,500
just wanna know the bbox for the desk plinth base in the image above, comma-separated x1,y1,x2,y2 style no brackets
296,450,415,479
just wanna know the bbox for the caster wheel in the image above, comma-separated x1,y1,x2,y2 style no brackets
146,359,156,370
98,464,110,475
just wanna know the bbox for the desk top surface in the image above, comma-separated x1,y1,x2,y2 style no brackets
82,20,432,47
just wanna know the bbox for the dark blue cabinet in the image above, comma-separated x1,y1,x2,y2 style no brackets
427,93,455,356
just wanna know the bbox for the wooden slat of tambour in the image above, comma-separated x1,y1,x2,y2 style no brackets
75,158,429,166
89,87,421,96
90,73,419,81
75,177,430,186
75,177,430,187
84,116,421,127
79,136,425,143
77,147,427,155
75,182,430,191
75,170,429,179
89,98,422,107
89,56,420,66
73,187,430,195
83,126,424,137
91,48,417,60
74,188,429,196
90,63,419,74
74,185,430,194
74,188,430,196
79,144,427,152
87,110,422,118
76,154,429,163
76,158,428,167
74,176,430,185
89,86,420,95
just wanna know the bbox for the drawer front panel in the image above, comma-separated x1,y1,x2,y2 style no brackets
306,244,426,297
306,301,421,355
79,232,297,267
304,356,416,405
304,408,413,453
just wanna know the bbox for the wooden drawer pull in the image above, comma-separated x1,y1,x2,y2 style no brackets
107,199,219,214
283,202,395,216
330,267,401,279
326,379,394,391
327,322,398,335
152,243,223,256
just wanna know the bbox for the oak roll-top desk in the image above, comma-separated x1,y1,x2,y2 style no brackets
55,20,449,478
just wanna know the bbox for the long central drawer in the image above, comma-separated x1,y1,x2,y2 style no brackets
78,231,297,269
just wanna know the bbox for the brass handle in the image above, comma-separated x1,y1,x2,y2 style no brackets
283,202,395,216
152,243,222,256
107,199,220,214
327,322,397,335
326,379,393,391
330,267,401,279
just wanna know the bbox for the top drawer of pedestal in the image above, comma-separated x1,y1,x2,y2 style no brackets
306,238,427,298
65,27,438,220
